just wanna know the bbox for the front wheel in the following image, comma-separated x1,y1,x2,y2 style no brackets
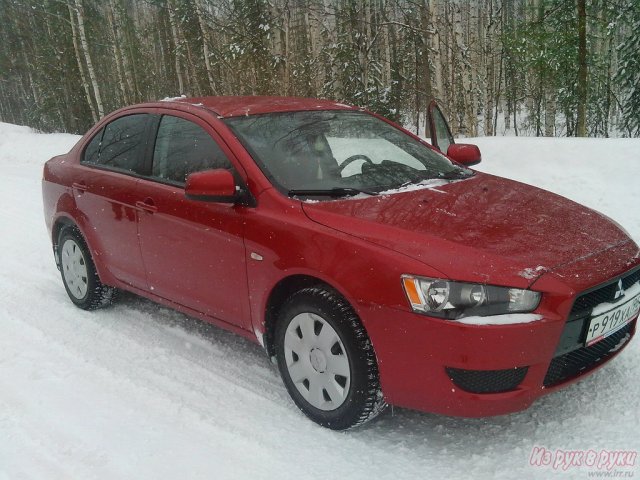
58,226,115,310
275,287,386,430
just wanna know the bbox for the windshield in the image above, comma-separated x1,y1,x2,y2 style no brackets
224,110,471,197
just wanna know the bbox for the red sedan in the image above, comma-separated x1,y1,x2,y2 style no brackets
42,96,640,430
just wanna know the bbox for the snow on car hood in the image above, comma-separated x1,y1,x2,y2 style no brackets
301,172,635,288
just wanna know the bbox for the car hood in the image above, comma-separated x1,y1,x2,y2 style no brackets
301,173,635,289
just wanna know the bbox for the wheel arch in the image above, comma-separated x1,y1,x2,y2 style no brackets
262,274,348,358
51,213,114,286
52,215,76,245
51,215,78,268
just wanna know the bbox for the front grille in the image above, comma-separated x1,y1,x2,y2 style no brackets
543,321,633,387
571,267,640,315
622,269,640,290
446,367,528,394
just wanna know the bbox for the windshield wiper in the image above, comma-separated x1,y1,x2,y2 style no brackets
288,187,378,198
386,169,473,191
438,169,474,179
411,169,473,182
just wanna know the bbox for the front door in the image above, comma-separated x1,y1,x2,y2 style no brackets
135,112,250,329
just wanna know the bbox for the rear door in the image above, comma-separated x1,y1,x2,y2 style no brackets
135,112,251,329
74,113,151,288
427,101,455,155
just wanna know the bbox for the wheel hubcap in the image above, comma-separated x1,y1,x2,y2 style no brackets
61,239,88,299
309,348,327,373
284,312,351,411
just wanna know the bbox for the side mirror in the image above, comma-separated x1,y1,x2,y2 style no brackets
185,169,237,203
447,144,482,167
427,100,455,154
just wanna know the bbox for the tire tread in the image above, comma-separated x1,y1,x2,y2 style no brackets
58,226,115,311
277,286,387,430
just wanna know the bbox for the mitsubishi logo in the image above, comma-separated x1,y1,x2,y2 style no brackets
614,279,625,300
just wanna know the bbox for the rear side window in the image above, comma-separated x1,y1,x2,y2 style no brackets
152,115,232,185
83,129,102,164
83,114,149,174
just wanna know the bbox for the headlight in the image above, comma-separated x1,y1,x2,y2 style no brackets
401,275,541,319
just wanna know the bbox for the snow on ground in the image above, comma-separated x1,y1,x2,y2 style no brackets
0,121,639,479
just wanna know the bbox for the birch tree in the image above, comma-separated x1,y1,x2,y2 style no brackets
72,0,104,118
0,0,635,138
576,0,587,136
68,2,98,123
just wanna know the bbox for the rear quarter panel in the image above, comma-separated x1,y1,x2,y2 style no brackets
42,141,121,286
42,154,76,238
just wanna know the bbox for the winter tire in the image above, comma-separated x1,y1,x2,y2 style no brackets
275,286,386,430
58,226,115,310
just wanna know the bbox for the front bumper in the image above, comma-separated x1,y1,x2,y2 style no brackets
362,263,640,417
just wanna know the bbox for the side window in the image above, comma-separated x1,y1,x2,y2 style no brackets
85,114,148,173
152,115,232,185
83,128,103,164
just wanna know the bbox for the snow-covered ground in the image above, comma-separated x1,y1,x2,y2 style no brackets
0,122,639,479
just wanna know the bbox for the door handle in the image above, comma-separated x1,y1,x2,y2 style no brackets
72,182,87,193
135,198,157,213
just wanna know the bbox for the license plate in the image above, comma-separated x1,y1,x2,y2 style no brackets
585,292,640,346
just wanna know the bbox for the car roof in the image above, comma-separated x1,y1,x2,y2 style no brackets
156,95,358,118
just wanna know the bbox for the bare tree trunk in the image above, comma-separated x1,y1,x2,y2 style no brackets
157,8,171,84
503,0,512,130
415,39,420,134
324,0,340,94
604,34,613,138
307,4,324,94
494,42,503,135
445,1,457,134
23,13,42,111
453,1,474,135
68,2,97,123
106,3,128,104
22,51,40,109
283,7,291,94
483,0,495,136
544,90,556,136
111,0,136,102
358,1,372,103
381,0,392,89
195,0,216,93
466,2,477,136
576,0,587,136
167,0,185,94
184,32,202,96
73,0,104,118
420,0,433,107
430,0,442,101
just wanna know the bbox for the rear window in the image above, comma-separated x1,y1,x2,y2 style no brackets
82,114,149,174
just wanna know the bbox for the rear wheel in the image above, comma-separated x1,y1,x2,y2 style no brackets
58,226,114,310
275,287,386,430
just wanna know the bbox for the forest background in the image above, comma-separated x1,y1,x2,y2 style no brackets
1,0,638,138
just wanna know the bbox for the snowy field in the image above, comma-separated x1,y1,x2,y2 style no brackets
0,121,639,479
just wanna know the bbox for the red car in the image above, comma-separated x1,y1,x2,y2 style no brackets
42,96,640,430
